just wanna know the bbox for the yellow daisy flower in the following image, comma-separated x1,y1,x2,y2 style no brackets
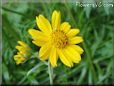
28,10,84,67
14,41,31,65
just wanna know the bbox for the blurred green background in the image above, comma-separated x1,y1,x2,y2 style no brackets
1,0,114,85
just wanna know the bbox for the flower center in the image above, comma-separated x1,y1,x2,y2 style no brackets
51,30,68,48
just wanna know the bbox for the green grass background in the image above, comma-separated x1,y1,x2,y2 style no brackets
1,0,114,85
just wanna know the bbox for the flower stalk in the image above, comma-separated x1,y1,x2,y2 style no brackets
48,61,53,85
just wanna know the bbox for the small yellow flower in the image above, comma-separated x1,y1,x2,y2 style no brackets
28,10,84,67
14,41,31,65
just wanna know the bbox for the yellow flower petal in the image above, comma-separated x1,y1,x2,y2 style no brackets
14,55,26,64
16,61,21,65
36,15,52,33
49,46,58,67
64,45,81,63
60,22,71,33
69,36,83,44
16,58,25,64
14,55,20,61
70,45,84,54
28,29,48,40
40,53,49,61
15,46,23,51
20,57,26,61
19,51,26,55
32,40,46,46
18,41,27,47
62,50,74,67
52,10,61,30
67,29,80,37
15,46,27,53
57,49,72,67
39,43,51,60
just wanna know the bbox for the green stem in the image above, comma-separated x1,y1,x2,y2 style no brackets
48,61,53,85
